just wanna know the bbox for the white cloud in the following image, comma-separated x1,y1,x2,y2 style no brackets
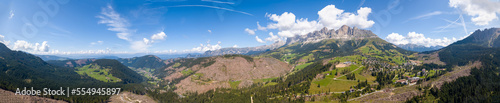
35,48,114,55
255,36,265,43
245,28,256,35
385,32,458,47
130,40,150,52
256,22,266,30
12,40,50,52
9,10,14,19
265,32,280,42
185,40,222,53
386,33,408,45
208,30,212,34
0,34,10,45
97,4,133,41
232,45,238,48
265,12,322,37
131,31,168,51
254,5,374,38
318,5,374,29
449,0,500,26
90,41,103,45
151,31,167,40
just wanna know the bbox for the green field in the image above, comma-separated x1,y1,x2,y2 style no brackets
229,80,241,89
310,78,358,93
295,62,314,71
75,64,121,82
181,69,194,76
328,55,366,64
308,64,376,94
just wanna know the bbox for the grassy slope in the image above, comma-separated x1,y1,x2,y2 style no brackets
75,64,122,82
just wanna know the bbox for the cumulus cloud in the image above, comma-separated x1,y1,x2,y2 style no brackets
232,45,238,48
97,4,133,41
449,0,500,26
129,31,168,51
252,5,374,38
245,28,256,35
265,12,322,37
208,30,212,34
318,5,375,29
185,40,222,53
12,40,50,52
385,32,458,47
386,33,409,45
255,36,265,43
256,22,266,30
265,32,281,42
151,31,167,41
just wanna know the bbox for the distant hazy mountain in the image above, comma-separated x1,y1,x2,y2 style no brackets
199,41,285,57
47,58,96,67
396,44,444,52
36,55,71,61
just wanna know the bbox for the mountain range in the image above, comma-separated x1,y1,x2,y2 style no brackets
396,44,444,52
2,25,500,102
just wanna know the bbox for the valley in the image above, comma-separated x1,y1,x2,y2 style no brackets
1,26,499,103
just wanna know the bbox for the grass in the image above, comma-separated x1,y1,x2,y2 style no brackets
328,55,366,64
310,79,359,93
263,82,278,87
172,63,181,68
229,81,241,89
295,62,314,71
308,64,376,94
75,64,121,82
181,69,194,76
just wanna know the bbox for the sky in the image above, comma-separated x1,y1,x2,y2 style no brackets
0,0,500,57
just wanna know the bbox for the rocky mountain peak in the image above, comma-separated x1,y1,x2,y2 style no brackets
452,27,500,47
337,25,351,35
285,25,378,45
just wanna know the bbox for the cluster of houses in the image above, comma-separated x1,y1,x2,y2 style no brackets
343,61,355,65
395,76,421,85
417,69,428,76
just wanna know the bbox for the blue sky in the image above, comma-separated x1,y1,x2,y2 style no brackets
1,0,499,57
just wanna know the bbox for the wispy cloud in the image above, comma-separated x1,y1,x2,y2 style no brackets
409,11,443,20
90,41,103,45
168,5,253,16
201,0,235,4
97,5,168,52
97,4,133,41
9,10,14,19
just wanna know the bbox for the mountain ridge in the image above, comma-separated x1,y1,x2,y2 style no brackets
285,25,378,45
452,28,500,47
